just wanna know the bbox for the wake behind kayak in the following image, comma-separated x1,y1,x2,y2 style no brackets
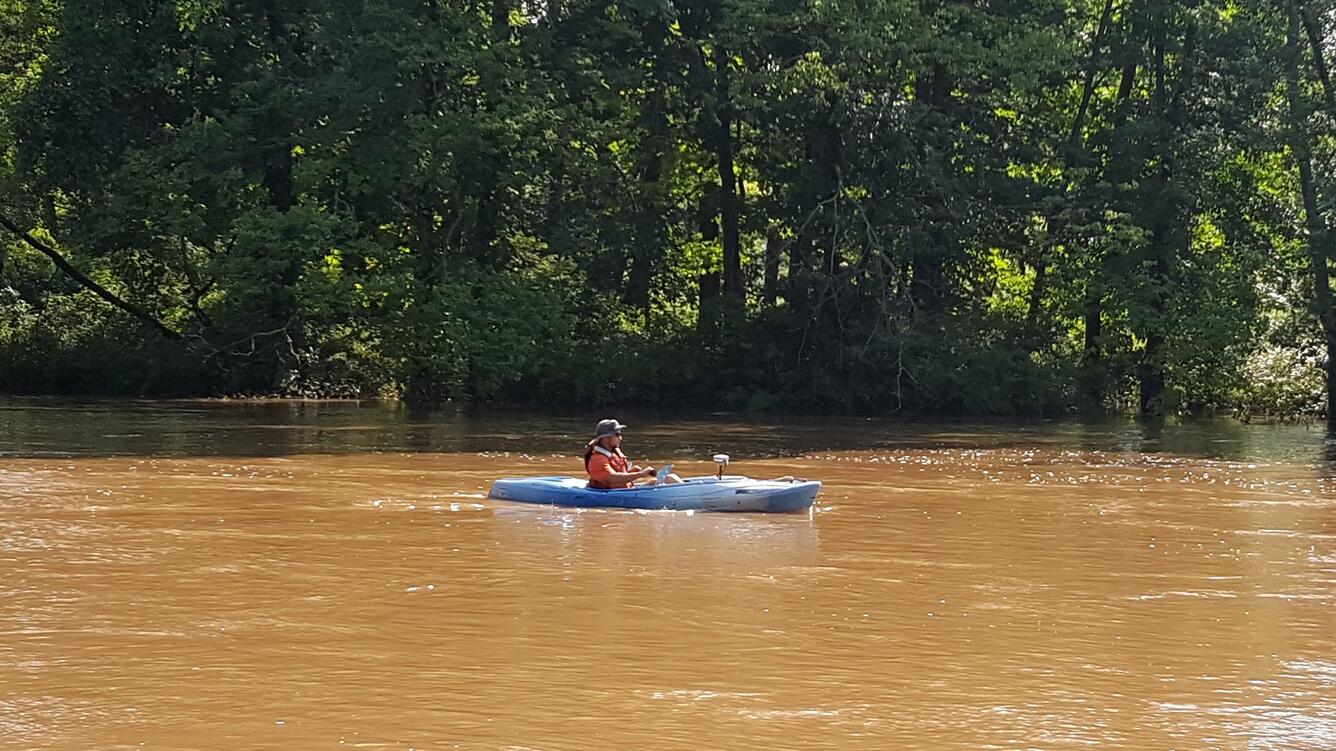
487,476,820,513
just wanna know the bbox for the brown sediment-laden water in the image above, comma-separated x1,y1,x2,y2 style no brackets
1,400,1332,750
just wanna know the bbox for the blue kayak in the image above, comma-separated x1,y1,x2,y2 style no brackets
487,475,820,513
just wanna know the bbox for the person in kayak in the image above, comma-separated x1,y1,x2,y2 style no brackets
584,419,682,489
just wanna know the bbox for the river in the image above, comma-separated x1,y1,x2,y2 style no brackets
1,399,1332,750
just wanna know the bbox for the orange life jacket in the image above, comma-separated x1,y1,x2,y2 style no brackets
585,445,631,489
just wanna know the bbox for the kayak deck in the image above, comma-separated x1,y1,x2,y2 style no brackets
487,475,820,513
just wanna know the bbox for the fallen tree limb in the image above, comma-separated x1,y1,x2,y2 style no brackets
0,210,183,340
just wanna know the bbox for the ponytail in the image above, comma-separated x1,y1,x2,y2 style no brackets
583,438,600,471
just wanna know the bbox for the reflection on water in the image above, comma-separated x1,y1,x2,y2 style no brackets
0,400,1333,750
3,396,1336,463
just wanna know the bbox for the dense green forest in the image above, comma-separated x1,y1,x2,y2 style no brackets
2,0,1335,416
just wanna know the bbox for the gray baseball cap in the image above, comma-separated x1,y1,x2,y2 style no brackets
594,419,628,438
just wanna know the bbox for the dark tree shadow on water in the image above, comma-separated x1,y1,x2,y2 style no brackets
1135,416,1166,453
1318,424,1336,476
4,397,1335,463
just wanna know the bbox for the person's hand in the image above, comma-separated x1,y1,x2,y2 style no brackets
640,466,655,478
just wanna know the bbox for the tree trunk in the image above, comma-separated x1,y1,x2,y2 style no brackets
912,245,947,318
697,198,722,337
763,226,781,306
810,108,843,278
262,147,295,213
625,71,671,314
491,0,510,37
1139,222,1170,416
909,63,954,319
1082,287,1104,407
262,1,296,212
1025,257,1048,343
1286,0,1336,421
1139,9,1196,417
1084,11,1141,409
1048,0,1113,359
1138,4,1171,417
713,31,744,303
787,226,811,312
697,270,722,338
468,0,514,267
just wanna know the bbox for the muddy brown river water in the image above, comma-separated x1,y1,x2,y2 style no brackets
1,400,1333,749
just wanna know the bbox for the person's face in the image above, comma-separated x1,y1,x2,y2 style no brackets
602,431,623,449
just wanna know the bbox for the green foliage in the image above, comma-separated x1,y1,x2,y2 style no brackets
0,287,205,393
0,0,1330,416
1235,342,1326,417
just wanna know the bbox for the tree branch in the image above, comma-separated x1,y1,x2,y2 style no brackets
1300,2,1336,116
1068,0,1118,148
0,211,183,340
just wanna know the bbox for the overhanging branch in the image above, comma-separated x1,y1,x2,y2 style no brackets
0,210,183,340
